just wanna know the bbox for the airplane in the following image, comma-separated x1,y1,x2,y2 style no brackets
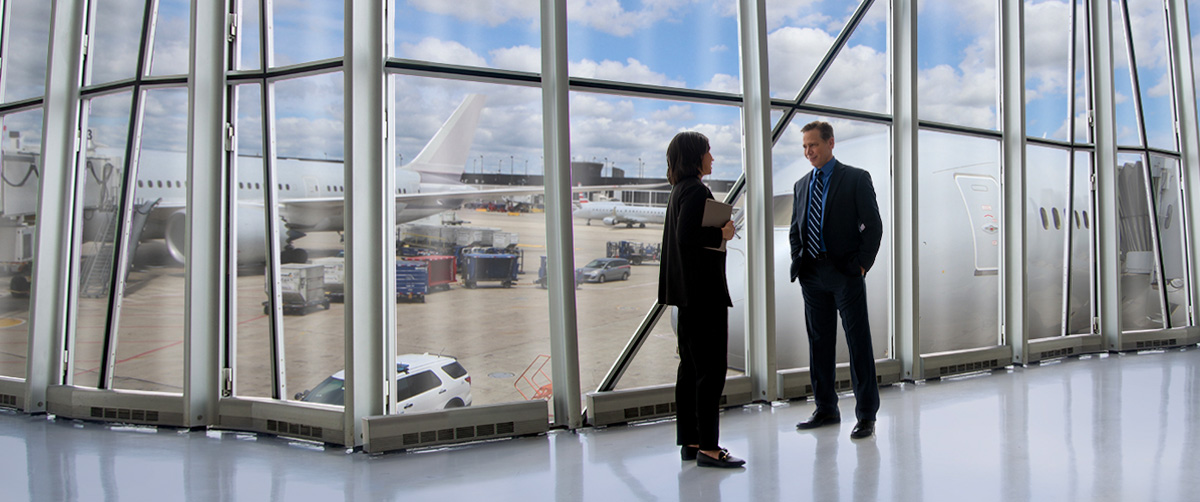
718,130,1181,370
572,199,666,228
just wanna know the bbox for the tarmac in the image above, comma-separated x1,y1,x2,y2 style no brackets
0,209,693,410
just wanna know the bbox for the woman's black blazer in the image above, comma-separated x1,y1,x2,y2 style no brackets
657,176,732,308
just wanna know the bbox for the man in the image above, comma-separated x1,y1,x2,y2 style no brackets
788,120,883,440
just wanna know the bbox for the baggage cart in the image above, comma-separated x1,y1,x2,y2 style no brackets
264,263,330,315
402,255,456,291
396,260,429,303
461,248,519,289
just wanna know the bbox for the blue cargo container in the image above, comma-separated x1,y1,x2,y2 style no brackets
462,248,519,288
395,260,429,303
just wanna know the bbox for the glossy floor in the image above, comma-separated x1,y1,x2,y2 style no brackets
2,347,1198,501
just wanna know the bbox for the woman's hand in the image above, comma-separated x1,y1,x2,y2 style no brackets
721,220,736,240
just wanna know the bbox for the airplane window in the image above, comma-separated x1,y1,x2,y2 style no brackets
286,184,291,190
138,180,144,188
157,181,163,188
176,181,182,188
239,182,244,189
1164,204,1173,229
1039,208,1049,230
255,183,261,189
1082,210,1089,229
1074,210,1081,229
1052,208,1061,230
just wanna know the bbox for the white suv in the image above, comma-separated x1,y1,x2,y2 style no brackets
296,354,473,413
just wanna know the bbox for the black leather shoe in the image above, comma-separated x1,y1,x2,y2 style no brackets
696,449,745,468
796,410,841,430
681,445,698,461
850,419,875,439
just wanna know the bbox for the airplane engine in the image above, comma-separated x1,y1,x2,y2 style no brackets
164,209,188,265
602,216,619,226
162,206,285,267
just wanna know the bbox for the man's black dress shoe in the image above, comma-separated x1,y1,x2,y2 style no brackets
850,419,875,439
796,410,841,430
681,445,698,461
696,449,745,468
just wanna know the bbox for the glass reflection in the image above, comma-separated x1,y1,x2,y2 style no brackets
1025,146,1071,339
567,1,739,92
769,117,891,370
270,0,343,66
148,0,190,76
1147,155,1187,328
0,110,44,380
1116,152,1164,331
918,131,1000,353
393,1,540,72
388,78,549,410
88,0,148,85
917,0,999,130
1112,5,1142,146
72,92,133,388
0,0,52,103
113,88,189,392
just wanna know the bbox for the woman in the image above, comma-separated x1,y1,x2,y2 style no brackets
658,131,743,468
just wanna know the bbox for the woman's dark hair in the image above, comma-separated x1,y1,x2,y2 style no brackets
666,131,709,185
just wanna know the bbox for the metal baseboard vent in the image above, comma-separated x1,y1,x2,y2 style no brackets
587,376,752,427
1038,347,1075,360
90,406,160,423
936,358,1000,377
1134,338,1178,350
778,359,902,401
362,400,548,454
0,393,20,410
802,375,885,395
266,419,324,441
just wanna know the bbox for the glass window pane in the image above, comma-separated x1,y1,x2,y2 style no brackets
917,0,999,130
1025,145,1071,339
567,93,744,393
1190,0,1200,121
918,131,1000,353
0,109,43,380
112,87,189,392
1148,155,1187,328
1073,2,1091,144
1113,5,1142,146
271,72,345,402
1125,0,1177,151
765,5,840,100
88,0,149,85
231,83,276,399
1116,152,1164,331
769,117,892,370
72,91,134,388
1,0,52,102
567,2,740,92
805,1,890,114
236,0,262,71
1066,151,1094,335
392,1,539,72
270,0,343,67
389,78,547,411
1023,0,1072,141
147,0,190,76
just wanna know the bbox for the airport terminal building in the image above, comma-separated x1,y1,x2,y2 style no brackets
1,1,1200,499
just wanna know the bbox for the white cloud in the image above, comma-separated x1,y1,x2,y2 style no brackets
767,26,887,112
569,58,686,88
565,0,698,38
710,44,729,53
490,45,542,73
399,38,489,68
763,0,828,32
766,26,837,98
917,64,998,129
701,73,741,94
408,0,538,26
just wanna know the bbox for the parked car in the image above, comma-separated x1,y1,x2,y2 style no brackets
576,257,632,283
296,354,472,412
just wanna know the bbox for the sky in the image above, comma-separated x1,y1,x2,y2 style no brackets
1,0,1195,182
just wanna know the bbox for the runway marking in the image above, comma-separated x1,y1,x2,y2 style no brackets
74,340,184,376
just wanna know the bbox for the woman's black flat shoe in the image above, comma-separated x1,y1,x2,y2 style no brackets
696,449,745,468
681,445,698,461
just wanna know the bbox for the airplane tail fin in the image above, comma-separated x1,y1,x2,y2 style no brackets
405,94,487,183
